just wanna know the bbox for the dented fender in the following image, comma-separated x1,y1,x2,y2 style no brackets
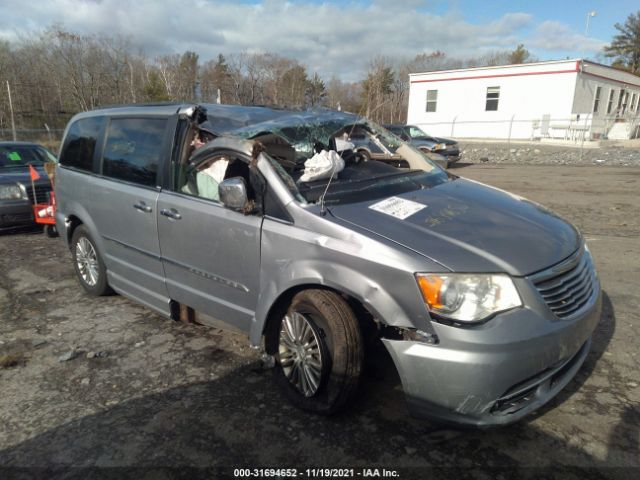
248,198,444,346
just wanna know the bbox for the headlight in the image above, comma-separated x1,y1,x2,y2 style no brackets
432,143,447,150
415,273,522,322
0,183,27,200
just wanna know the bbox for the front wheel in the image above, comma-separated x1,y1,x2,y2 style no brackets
71,225,111,296
266,289,364,415
45,224,59,238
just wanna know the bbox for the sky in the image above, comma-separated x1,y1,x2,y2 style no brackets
0,0,637,81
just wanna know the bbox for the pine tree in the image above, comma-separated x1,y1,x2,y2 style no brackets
604,11,640,74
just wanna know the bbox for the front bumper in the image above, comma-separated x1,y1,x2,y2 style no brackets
0,200,35,231
433,148,460,163
444,153,460,164
382,284,602,427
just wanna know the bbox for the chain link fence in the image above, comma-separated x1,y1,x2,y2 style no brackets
413,114,640,143
411,113,640,161
0,128,65,152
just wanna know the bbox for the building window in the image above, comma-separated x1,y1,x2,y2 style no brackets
485,86,500,111
607,89,615,114
425,90,437,112
593,86,602,113
633,93,639,112
617,89,627,114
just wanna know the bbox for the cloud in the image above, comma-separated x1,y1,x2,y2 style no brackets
529,20,606,54
0,0,573,80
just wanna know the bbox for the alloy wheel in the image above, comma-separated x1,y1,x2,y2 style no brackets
76,237,99,287
279,311,324,397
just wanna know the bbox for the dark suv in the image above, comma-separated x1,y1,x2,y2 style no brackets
345,124,450,169
0,142,56,231
385,124,460,166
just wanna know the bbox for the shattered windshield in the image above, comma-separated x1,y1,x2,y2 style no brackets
258,118,449,206
408,126,429,139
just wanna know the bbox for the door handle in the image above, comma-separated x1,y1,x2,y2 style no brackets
133,201,152,213
160,208,182,220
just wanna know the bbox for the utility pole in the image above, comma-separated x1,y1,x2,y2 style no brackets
6,80,17,141
581,11,597,69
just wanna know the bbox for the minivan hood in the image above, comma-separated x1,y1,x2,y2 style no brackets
329,178,580,276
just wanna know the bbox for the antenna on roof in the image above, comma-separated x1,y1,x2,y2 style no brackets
319,159,339,216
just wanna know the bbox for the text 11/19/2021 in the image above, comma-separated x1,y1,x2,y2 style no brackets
233,468,400,478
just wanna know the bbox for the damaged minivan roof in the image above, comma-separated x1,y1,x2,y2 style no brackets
201,104,365,159
202,104,361,135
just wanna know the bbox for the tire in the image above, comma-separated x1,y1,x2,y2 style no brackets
357,149,371,162
71,225,111,296
266,289,364,415
45,225,59,238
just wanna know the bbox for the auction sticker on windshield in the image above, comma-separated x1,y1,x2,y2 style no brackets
369,196,426,220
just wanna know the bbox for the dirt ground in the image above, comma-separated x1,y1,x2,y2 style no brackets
0,163,638,479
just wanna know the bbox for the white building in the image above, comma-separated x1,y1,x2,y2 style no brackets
407,59,640,141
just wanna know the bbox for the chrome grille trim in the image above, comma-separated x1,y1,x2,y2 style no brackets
530,247,598,319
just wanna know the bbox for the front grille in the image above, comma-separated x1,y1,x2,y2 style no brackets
25,185,51,204
0,212,33,226
533,250,597,319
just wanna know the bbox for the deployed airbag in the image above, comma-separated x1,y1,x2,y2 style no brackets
299,150,345,183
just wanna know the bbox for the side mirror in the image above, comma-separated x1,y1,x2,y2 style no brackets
218,177,248,211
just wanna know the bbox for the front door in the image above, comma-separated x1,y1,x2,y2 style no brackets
157,149,262,333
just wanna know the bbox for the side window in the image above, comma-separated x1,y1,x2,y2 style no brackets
102,118,166,187
59,116,105,172
179,154,230,203
485,86,500,111
593,86,602,113
607,89,615,114
178,153,257,198
425,90,437,112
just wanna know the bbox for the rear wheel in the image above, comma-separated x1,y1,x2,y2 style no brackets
266,289,364,414
71,225,111,296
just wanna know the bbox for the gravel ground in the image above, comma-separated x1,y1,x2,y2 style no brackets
458,140,640,167
0,163,638,479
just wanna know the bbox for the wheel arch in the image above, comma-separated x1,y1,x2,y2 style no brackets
63,209,107,260
255,281,395,350
65,214,83,247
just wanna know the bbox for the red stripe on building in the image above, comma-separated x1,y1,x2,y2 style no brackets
410,67,579,84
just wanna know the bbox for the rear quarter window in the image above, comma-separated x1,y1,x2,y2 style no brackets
101,117,167,187
59,117,105,171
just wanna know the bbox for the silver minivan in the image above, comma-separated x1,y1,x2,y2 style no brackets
55,104,602,426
